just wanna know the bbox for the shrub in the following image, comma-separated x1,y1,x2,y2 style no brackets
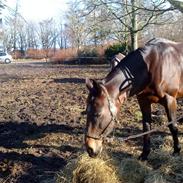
78,47,98,57
76,47,106,64
11,50,25,59
51,48,78,64
105,42,131,59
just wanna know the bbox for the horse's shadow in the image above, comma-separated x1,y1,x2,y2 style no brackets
0,121,84,182
53,78,85,84
0,151,66,182
0,121,83,149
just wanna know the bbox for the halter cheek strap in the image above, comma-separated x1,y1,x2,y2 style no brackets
115,57,121,63
86,84,118,140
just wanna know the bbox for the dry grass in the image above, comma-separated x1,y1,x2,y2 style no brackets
56,154,155,183
118,158,151,183
26,49,50,59
51,46,107,63
56,153,152,183
51,48,78,63
147,135,183,183
56,153,121,183
145,171,167,183
159,156,183,183
147,151,183,183
56,133,183,183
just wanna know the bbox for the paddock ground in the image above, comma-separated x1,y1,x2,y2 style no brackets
0,61,183,183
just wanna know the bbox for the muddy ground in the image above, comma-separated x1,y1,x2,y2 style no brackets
0,61,182,183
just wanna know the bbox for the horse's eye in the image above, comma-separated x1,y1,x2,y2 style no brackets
94,112,101,118
87,105,92,113
94,113,98,117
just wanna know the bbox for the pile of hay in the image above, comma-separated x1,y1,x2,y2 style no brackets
118,158,151,183
147,135,183,183
146,151,183,183
55,153,121,183
55,152,153,183
144,170,167,183
55,133,183,183
156,155,183,183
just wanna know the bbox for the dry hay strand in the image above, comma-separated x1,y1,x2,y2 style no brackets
160,156,183,183
118,158,151,183
72,153,120,183
55,158,77,183
148,149,171,169
55,153,121,183
148,145,183,183
151,135,164,149
144,170,167,183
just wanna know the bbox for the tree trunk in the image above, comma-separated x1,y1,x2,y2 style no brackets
13,0,19,51
130,0,138,50
130,30,138,51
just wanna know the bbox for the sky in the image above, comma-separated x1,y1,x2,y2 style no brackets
5,0,69,22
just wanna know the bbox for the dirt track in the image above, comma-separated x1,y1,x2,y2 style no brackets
0,61,111,182
0,61,182,183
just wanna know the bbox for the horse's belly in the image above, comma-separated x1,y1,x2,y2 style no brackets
177,88,183,98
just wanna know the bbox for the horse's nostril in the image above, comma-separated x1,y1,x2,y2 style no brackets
81,110,87,115
87,147,94,156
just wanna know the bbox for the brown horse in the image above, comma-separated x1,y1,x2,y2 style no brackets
85,38,183,160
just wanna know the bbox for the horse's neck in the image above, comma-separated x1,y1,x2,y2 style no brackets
104,53,150,98
178,43,183,57
104,68,132,99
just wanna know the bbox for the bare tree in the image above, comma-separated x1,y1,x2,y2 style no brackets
4,15,27,53
57,23,64,49
12,0,19,50
26,22,39,49
168,0,183,12
65,1,89,53
38,18,58,59
145,12,183,42
0,0,7,50
73,0,176,50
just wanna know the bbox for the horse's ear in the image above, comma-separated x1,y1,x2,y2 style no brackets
86,78,102,95
86,78,94,91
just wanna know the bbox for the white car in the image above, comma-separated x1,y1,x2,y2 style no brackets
0,52,13,64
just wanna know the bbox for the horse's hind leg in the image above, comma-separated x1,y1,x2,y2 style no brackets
137,95,152,160
160,94,181,155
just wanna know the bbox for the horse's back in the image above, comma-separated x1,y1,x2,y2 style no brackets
143,38,183,98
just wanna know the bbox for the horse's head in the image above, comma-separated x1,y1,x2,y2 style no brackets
85,78,126,157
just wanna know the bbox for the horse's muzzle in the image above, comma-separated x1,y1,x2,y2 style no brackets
85,136,103,158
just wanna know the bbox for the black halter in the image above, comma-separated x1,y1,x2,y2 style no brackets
86,84,118,140
86,66,134,140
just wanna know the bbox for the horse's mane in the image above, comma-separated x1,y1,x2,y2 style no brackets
145,38,177,46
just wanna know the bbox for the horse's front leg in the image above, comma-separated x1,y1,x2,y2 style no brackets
160,94,181,155
137,95,152,160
